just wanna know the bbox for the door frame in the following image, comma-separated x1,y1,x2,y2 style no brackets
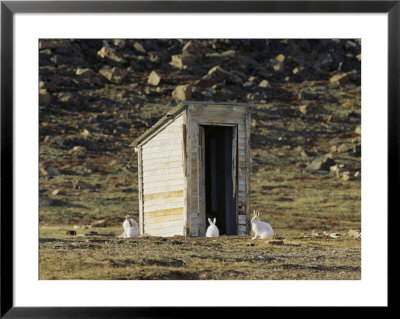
197,123,238,236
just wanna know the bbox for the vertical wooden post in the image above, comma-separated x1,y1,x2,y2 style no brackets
245,111,251,235
138,146,144,235
198,125,206,236
182,115,189,236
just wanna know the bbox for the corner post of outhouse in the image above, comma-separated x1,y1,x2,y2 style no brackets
245,108,252,235
135,146,144,235
182,108,189,236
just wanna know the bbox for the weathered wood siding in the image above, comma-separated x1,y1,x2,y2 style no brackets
141,115,185,237
186,104,250,236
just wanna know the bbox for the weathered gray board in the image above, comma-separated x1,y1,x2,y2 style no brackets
132,101,254,237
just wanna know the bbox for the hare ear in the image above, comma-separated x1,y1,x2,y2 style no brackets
253,210,256,216
213,218,216,225
208,218,212,225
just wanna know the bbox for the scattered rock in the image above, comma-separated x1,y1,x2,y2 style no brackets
172,84,192,101
242,81,253,88
299,105,308,114
97,46,126,63
354,125,361,135
170,54,197,69
66,230,76,236
275,54,285,63
69,146,87,155
258,79,270,88
56,92,81,106
348,229,361,238
40,164,61,176
147,70,162,86
195,66,242,87
268,58,285,72
52,189,61,196
306,155,335,172
76,68,96,77
341,171,351,181
182,40,202,57
329,72,354,85
99,67,127,84
337,143,352,153
133,41,146,53
81,129,91,138
83,162,96,173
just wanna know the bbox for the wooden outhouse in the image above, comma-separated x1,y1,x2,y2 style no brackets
131,101,254,237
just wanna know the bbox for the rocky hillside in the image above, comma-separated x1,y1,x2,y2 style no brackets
39,39,361,228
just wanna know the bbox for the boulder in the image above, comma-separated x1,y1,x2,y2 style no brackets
195,66,242,87
56,92,81,106
182,40,203,56
172,84,192,101
147,70,162,86
97,46,126,63
170,54,197,68
306,155,336,172
40,163,61,176
99,67,127,84
258,79,270,88
268,58,285,72
133,41,146,53
75,68,96,77
348,229,361,238
341,171,351,181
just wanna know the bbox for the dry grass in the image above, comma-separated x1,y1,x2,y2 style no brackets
39,230,360,280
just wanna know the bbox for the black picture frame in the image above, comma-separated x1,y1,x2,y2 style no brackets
1,1,394,317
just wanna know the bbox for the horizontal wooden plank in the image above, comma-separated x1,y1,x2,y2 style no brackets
144,215,183,225
143,179,185,189
142,144,182,155
144,228,183,236
145,196,184,207
142,150,183,161
143,160,183,170
144,202,184,213
144,198,184,211
191,106,246,115
143,172,185,183
143,166,183,178
191,109,245,117
144,222,183,232
143,184,184,195
142,154,183,165
150,125,183,137
144,190,184,202
144,137,183,148
143,207,184,217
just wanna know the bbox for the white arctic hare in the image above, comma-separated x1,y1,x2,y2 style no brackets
206,218,220,237
119,214,139,238
251,210,274,240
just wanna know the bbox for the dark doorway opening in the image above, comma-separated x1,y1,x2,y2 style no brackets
203,125,236,235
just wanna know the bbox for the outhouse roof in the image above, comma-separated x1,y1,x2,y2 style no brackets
130,101,257,148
